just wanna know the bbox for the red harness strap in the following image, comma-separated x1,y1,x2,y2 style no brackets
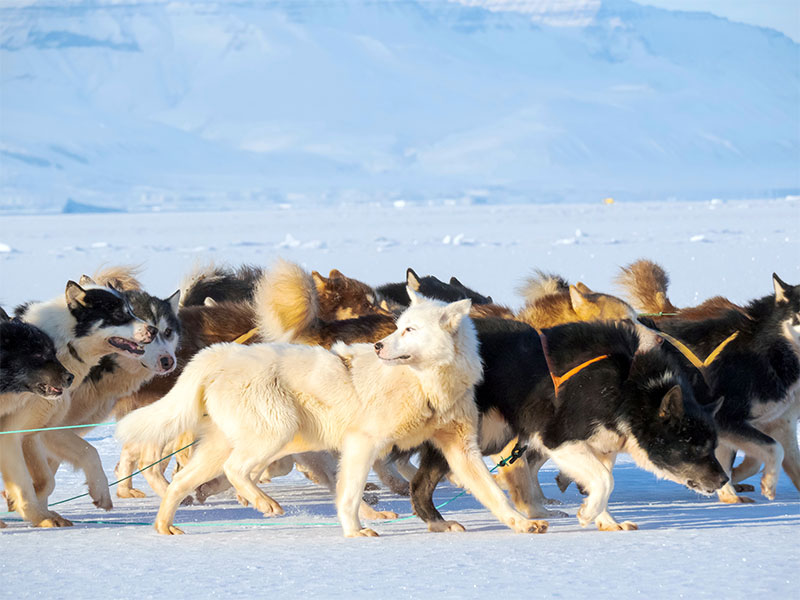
536,328,610,399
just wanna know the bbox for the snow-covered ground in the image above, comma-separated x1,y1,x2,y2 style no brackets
0,198,798,598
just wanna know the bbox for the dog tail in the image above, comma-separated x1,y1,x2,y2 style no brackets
254,259,320,342
517,270,570,306
115,358,207,449
616,260,679,314
179,263,263,308
87,265,143,292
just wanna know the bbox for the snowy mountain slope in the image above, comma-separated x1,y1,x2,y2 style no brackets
0,0,798,213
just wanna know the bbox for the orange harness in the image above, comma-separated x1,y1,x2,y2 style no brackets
536,329,610,398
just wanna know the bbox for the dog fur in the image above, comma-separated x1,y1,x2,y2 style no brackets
116,290,548,536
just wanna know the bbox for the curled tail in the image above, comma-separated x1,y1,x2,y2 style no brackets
179,263,263,308
115,359,207,449
516,270,570,306
81,265,143,291
616,259,679,315
253,259,320,342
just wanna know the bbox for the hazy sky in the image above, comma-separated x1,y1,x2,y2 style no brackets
637,0,799,41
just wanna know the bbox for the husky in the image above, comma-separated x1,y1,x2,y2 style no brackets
1,281,155,527
377,268,494,307
26,267,181,512
116,290,548,537
410,319,728,532
179,264,263,308
311,269,397,320
617,260,800,500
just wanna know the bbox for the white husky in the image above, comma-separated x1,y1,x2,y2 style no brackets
117,290,549,537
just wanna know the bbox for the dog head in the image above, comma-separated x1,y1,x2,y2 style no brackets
65,281,156,358
0,313,73,398
774,273,800,347
569,283,639,322
406,269,493,305
123,289,181,375
623,354,728,494
311,269,394,320
374,288,474,368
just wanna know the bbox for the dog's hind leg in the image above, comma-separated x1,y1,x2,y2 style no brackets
154,431,230,535
38,430,113,511
22,435,57,506
718,425,784,501
755,399,800,492
502,449,567,518
223,447,287,517
115,443,147,498
395,453,418,482
337,433,381,537
372,456,410,496
410,443,464,532
731,455,762,484
432,423,548,534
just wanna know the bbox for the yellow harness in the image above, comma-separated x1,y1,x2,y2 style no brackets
658,331,739,371
232,327,259,345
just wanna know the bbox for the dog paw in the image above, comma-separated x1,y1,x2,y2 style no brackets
598,520,638,531
36,513,73,528
760,479,777,501
362,492,379,506
346,528,379,538
369,510,398,520
236,494,249,507
156,523,184,535
544,497,563,506
180,496,194,506
255,498,284,516
388,481,411,497
512,518,549,534
733,483,755,493
428,520,466,532
364,482,380,491
0,519,6,529
719,493,756,504
116,487,146,499
92,491,113,512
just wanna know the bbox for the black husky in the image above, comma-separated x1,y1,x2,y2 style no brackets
377,268,493,307
646,274,800,502
410,319,728,532
0,308,73,410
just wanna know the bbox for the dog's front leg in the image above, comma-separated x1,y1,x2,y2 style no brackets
432,423,548,534
39,430,112,510
336,434,380,537
22,434,57,505
410,443,465,532
0,434,71,527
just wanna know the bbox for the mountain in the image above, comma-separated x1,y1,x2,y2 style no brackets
1,0,798,213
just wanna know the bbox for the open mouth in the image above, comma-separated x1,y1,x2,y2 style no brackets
108,337,145,356
36,383,64,398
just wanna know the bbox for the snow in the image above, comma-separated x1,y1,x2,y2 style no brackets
0,197,798,598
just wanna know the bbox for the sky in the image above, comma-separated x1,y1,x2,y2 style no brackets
637,0,800,42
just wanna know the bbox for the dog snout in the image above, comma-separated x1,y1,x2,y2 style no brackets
159,355,175,372
374,341,383,354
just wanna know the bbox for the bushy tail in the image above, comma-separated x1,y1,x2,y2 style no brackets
88,265,143,291
179,262,263,308
516,270,570,306
115,360,207,449
615,259,679,314
253,259,320,342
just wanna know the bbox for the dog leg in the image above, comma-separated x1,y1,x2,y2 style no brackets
549,445,634,531
115,444,147,498
433,423,548,534
395,453,418,483
260,455,296,482
0,435,72,528
372,456,410,496
222,449,285,517
757,400,800,492
337,434,380,537
715,444,755,503
410,444,465,532
718,426,783,501
140,443,175,500
22,435,57,506
154,432,230,535
509,450,567,518
731,455,762,484
38,430,113,511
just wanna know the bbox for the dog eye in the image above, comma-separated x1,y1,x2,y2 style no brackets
164,328,173,338
404,327,414,333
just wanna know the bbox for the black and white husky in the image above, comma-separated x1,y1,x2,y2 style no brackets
410,319,728,532
0,281,156,527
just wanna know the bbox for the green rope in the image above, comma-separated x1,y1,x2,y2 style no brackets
0,421,117,436
637,312,679,317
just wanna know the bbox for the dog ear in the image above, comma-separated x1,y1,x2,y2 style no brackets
328,269,344,280
569,285,589,311
311,271,327,291
406,268,421,292
79,274,96,286
0,306,9,322
658,385,684,420
773,273,790,304
165,290,181,312
575,282,593,294
705,396,724,418
65,280,89,310
441,298,472,332
449,276,464,288
486,296,493,304
407,286,422,305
